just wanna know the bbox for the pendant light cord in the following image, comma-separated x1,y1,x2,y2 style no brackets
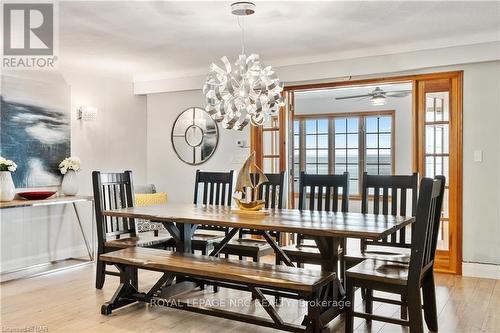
237,16,245,55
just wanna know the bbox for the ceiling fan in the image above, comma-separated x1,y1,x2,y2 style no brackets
335,87,411,106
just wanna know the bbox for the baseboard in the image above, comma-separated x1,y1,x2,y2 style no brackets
462,262,500,280
0,245,90,274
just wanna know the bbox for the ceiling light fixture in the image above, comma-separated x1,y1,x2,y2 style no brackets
202,1,283,131
370,88,387,106
370,95,387,106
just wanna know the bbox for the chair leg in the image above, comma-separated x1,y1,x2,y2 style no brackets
422,274,438,332
251,255,258,300
360,287,366,300
275,255,282,305
200,247,207,290
212,245,218,293
365,289,373,321
345,279,355,333
401,295,408,320
407,288,424,333
95,259,106,289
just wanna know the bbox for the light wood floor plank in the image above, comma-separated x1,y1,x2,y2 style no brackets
1,264,499,333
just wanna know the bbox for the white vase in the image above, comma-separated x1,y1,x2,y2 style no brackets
0,171,16,202
61,170,78,196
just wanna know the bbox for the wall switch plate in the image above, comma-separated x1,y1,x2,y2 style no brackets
473,150,483,162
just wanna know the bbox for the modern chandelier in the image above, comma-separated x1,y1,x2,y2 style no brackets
203,2,283,131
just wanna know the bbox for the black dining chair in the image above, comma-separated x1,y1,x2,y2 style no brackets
92,170,172,289
191,170,233,291
344,172,418,318
214,171,285,262
359,172,418,254
282,171,349,268
191,170,233,254
345,175,446,333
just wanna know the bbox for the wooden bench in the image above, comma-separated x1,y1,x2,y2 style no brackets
100,247,335,332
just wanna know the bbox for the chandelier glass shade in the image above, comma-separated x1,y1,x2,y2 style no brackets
203,2,283,131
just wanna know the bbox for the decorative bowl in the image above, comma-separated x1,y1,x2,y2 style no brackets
17,191,57,200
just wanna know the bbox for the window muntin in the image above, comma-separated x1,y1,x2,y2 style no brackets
365,115,392,176
292,112,394,196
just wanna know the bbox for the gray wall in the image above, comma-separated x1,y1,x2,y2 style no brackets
459,61,500,264
146,90,249,204
0,71,147,272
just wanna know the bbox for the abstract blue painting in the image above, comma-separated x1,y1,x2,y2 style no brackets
0,74,70,188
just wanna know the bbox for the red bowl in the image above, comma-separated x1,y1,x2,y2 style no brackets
17,191,57,200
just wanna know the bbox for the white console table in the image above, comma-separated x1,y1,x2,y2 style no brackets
0,195,95,279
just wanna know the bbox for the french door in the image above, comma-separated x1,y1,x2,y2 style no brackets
416,73,463,274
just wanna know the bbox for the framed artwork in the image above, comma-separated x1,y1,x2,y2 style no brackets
0,74,70,188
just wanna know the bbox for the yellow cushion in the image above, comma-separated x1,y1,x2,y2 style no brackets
135,192,167,207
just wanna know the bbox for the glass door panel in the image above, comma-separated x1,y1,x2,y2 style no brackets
423,92,450,250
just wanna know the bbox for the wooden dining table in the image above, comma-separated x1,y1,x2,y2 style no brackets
103,203,414,324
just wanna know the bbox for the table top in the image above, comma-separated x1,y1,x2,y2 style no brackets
0,195,93,209
103,204,414,239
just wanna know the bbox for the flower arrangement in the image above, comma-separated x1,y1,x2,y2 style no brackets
58,157,81,175
0,156,17,172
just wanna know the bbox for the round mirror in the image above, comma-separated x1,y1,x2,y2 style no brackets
171,107,219,165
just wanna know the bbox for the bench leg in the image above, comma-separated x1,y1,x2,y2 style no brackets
101,265,138,315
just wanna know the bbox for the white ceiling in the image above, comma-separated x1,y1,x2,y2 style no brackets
295,82,413,100
58,1,500,79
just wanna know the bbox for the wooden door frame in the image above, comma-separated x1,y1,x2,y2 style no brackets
415,72,463,274
251,70,463,274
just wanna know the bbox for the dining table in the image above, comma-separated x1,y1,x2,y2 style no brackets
103,203,414,324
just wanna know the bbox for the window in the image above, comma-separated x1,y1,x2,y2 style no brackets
292,111,394,196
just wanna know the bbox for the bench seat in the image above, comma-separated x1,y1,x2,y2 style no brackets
100,247,334,293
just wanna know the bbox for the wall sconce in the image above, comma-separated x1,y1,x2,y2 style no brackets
77,106,98,121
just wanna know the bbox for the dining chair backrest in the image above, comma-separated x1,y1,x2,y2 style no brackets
194,170,234,206
361,172,418,249
295,172,349,245
408,176,445,285
245,172,285,209
92,171,136,245
194,170,233,233
298,172,349,212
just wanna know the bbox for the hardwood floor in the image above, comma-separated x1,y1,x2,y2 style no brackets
1,262,498,333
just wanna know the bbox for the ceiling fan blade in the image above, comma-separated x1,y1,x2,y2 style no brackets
385,89,411,96
386,92,411,98
335,94,372,100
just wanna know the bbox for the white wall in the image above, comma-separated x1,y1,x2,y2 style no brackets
146,90,249,204
64,69,147,193
0,70,147,272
